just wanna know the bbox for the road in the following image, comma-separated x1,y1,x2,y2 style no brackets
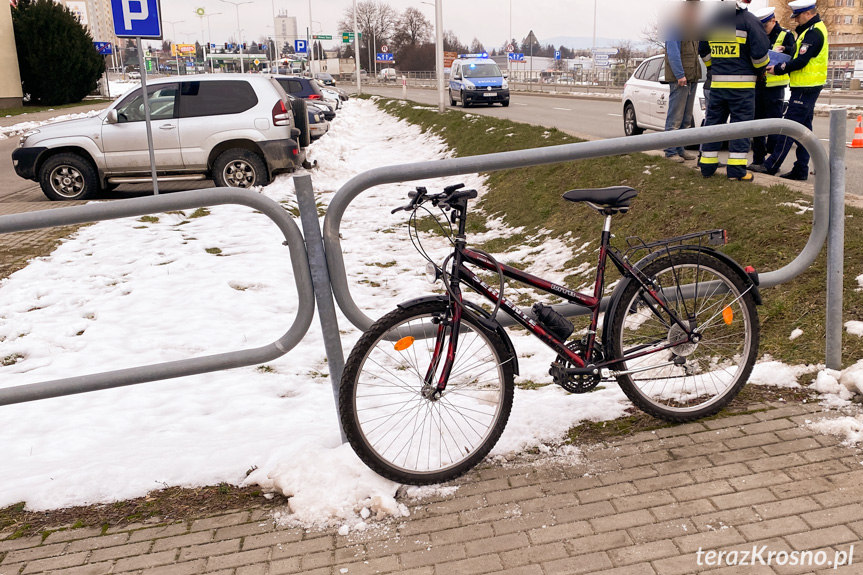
362,85,863,197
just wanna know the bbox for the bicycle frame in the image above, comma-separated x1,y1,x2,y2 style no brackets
426,212,696,393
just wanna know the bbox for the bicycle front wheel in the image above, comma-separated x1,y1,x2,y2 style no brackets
608,251,759,422
339,300,515,485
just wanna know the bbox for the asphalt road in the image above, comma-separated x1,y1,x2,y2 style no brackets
362,85,863,197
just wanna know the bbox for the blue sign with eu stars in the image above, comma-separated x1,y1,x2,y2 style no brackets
111,0,163,39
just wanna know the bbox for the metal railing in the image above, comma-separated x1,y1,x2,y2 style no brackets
0,189,316,406
0,113,848,411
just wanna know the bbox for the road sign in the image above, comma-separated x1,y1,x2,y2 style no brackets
381,45,389,53
376,53,394,63
444,51,457,69
295,39,308,53
506,44,515,52
93,41,113,55
341,32,362,43
591,47,618,55
254,59,260,66
313,34,332,40
111,0,163,39
508,52,524,62
554,50,561,60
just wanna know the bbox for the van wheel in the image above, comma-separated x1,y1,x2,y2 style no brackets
39,153,98,201
449,90,456,106
213,149,269,189
501,100,510,107
624,103,643,136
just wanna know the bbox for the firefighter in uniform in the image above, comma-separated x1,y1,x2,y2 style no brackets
751,7,795,166
699,3,771,181
750,0,828,181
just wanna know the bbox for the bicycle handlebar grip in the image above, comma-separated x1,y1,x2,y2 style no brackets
443,183,465,194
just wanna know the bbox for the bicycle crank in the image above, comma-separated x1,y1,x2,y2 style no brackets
549,340,603,394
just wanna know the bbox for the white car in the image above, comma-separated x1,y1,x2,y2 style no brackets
128,71,141,80
622,55,707,137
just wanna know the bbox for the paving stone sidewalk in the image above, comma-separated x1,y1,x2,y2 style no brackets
2,400,863,575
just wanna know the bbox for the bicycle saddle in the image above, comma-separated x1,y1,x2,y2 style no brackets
562,186,638,208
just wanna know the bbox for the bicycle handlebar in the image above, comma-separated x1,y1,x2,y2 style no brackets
390,184,477,214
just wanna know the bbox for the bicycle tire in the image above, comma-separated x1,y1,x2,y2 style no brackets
339,300,515,485
607,251,759,422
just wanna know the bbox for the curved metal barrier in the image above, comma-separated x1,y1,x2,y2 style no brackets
323,118,831,333
0,188,316,406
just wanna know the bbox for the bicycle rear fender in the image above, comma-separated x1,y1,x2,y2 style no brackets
397,295,520,375
601,245,762,343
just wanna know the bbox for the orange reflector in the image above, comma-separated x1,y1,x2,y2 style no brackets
394,336,415,351
722,307,734,325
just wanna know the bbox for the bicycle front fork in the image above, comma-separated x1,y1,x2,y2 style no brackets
422,300,464,401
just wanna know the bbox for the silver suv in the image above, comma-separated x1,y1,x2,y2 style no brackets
12,75,307,201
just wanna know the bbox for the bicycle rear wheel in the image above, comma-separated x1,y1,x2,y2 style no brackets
607,251,759,422
339,300,515,485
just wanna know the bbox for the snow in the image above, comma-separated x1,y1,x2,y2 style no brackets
807,414,863,446
0,110,102,140
846,321,863,337
789,328,803,340
0,99,631,528
2,96,863,530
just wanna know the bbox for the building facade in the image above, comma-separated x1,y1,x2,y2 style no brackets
56,0,118,44
275,10,298,57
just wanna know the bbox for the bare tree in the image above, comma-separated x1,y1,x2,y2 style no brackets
443,30,467,54
396,7,431,46
641,17,664,52
338,1,400,70
469,37,485,54
614,39,636,71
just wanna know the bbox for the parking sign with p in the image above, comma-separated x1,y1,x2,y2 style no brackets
111,0,163,39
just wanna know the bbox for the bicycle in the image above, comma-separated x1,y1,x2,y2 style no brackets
339,183,761,485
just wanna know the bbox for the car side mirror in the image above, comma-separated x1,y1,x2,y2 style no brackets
105,109,119,124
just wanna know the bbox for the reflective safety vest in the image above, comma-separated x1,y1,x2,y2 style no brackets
766,30,790,88
790,21,828,88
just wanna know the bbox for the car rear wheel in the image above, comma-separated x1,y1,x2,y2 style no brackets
624,103,643,136
39,153,98,201
213,149,269,189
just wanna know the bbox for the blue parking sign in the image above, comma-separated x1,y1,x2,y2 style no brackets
555,50,561,60
111,0,163,39
295,39,308,53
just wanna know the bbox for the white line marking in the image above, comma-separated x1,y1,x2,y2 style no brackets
607,113,622,117
554,107,571,111
514,103,528,106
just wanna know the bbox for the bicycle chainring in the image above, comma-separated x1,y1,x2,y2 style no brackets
549,340,604,394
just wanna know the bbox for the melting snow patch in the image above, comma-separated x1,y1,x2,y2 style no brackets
789,328,803,340
846,321,863,337
779,201,813,215
807,414,863,446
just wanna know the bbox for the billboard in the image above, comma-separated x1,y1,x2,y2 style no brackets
171,43,196,56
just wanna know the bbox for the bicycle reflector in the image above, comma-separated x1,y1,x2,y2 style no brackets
723,307,734,325
394,336,415,351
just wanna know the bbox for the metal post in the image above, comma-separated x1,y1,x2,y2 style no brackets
293,175,347,443
138,37,159,196
826,109,846,370
435,0,445,112
353,0,361,94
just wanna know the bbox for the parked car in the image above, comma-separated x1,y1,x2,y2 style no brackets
12,75,306,201
308,100,335,122
314,73,336,87
320,86,343,109
377,68,397,82
307,107,329,140
270,75,326,102
128,71,141,80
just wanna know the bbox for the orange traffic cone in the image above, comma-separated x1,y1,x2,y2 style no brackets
850,115,863,149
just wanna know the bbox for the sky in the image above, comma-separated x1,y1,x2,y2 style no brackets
155,0,772,51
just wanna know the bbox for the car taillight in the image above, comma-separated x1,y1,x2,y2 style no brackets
272,100,290,126
308,94,321,100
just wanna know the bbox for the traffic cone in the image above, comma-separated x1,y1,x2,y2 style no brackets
850,115,863,149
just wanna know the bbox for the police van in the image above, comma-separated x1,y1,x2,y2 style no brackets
449,53,510,108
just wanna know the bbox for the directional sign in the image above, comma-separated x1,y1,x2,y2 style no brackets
111,0,163,39
591,47,618,55
93,41,113,55
554,50,561,60
295,39,308,53
508,52,524,62
444,51,457,69
376,53,394,62
341,32,362,43
313,34,332,40
594,53,609,60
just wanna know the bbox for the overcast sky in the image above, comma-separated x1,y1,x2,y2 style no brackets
156,0,771,50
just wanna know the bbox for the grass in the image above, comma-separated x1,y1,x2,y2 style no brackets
1,99,112,118
137,216,159,224
373,96,863,366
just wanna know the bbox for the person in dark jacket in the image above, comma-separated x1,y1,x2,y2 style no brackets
749,0,828,181
751,7,795,166
662,0,703,163
698,3,770,181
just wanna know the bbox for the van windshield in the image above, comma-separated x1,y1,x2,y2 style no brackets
463,63,501,78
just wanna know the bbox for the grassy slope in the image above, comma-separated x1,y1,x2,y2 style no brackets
375,97,863,366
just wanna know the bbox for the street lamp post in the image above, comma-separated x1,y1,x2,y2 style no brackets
420,1,445,113
220,0,253,73
353,0,361,94
164,20,184,75
204,12,222,73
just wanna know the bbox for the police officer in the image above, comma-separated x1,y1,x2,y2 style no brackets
749,0,828,180
699,3,771,181
751,7,795,166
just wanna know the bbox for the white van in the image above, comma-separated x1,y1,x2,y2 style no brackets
377,68,397,82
